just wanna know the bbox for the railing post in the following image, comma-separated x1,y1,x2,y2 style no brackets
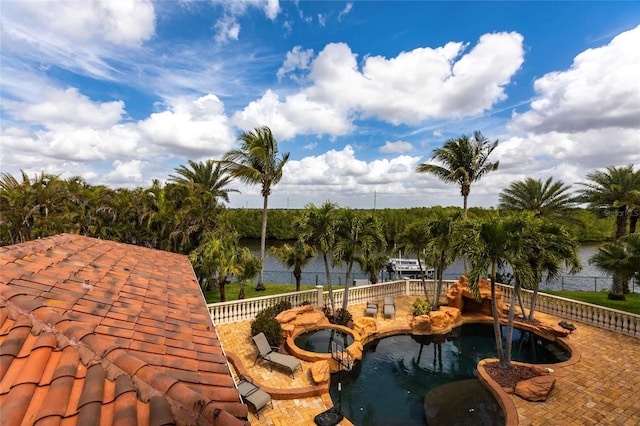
316,285,324,308
405,279,410,296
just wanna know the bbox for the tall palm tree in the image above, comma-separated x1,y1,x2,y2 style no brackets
577,164,640,296
297,201,340,315
499,177,575,218
169,159,239,204
417,131,499,218
218,126,290,291
269,240,317,291
333,209,386,311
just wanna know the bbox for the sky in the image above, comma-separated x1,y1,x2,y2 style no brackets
1,1,639,210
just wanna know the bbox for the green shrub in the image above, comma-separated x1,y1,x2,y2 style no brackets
412,298,431,316
250,300,292,347
250,314,282,347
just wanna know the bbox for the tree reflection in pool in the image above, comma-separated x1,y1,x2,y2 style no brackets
330,322,570,426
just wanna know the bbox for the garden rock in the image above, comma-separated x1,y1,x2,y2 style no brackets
514,375,556,402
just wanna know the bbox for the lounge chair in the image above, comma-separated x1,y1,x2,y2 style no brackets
237,375,273,419
365,301,378,318
383,296,395,319
252,332,302,377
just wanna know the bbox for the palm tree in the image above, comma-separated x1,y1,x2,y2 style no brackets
397,221,433,302
236,247,262,299
518,220,581,320
577,165,640,297
333,209,386,311
218,126,290,291
269,240,317,291
169,159,239,204
417,131,499,218
463,213,534,369
424,210,462,310
499,177,575,218
143,180,178,251
577,165,640,240
590,233,640,300
189,230,243,302
297,201,340,315
356,252,388,284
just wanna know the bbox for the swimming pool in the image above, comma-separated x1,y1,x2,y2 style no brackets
329,322,570,425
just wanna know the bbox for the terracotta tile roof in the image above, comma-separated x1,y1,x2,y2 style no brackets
0,234,249,426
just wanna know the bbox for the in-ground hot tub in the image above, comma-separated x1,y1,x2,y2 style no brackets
294,328,355,354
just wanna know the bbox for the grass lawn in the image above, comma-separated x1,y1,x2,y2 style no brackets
542,290,640,315
202,282,345,303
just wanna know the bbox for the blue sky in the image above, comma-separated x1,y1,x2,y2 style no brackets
1,1,639,209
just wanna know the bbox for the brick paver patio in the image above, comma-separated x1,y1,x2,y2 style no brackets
216,297,640,425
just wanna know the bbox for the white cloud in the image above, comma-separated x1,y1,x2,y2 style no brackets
379,141,414,154
232,90,352,140
213,0,280,41
0,0,155,82
282,146,422,192
3,87,124,129
277,46,315,82
105,159,147,185
1,0,155,47
304,33,524,124
214,15,241,43
338,3,353,21
139,95,236,156
234,33,525,144
511,25,640,134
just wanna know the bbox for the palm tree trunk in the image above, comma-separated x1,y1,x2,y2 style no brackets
294,267,302,292
256,195,268,291
490,261,506,367
433,263,444,310
417,258,431,304
343,260,353,311
462,192,469,274
322,251,337,317
516,287,527,318
615,207,627,240
609,273,627,301
528,287,539,321
505,287,516,368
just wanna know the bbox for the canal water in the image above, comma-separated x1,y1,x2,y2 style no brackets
242,240,634,293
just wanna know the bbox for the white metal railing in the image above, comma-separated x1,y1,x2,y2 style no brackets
207,279,457,324
497,284,640,339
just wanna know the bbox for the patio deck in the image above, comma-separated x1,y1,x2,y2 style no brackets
216,296,640,425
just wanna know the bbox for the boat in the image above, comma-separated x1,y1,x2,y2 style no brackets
386,258,434,279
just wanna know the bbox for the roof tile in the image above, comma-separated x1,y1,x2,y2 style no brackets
0,235,249,426
34,374,75,422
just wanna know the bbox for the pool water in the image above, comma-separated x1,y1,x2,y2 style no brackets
330,323,570,425
294,328,355,354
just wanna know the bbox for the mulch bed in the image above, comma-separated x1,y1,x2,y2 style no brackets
483,361,539,389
